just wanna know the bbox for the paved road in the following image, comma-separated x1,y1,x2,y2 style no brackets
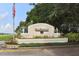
0,47,79,56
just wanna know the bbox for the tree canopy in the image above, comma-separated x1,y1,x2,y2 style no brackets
16,3,79,33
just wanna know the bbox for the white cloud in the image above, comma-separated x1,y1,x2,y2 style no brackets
0,12,8,20
0,23,13,33
0,25,4,29
5,23,12,29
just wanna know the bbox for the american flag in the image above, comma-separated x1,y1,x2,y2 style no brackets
13,3,16,19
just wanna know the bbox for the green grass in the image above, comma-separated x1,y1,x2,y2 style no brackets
0,34,13,41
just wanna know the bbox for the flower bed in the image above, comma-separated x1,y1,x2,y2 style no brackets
5,44,19,49
5,41,19,49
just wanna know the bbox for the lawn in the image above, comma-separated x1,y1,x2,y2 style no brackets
0,34,13,41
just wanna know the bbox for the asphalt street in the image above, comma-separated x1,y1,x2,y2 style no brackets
0,47,79,56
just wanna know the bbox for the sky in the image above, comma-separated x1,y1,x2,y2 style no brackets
0,3,34,33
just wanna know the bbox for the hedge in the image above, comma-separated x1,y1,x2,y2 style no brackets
65,32,79,42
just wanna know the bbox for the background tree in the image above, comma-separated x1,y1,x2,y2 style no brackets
16,3,79,34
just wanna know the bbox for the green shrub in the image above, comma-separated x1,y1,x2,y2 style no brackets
33,35,49,39
20,43,46,47
65,32,79,42
15,32,21,39
33,36,42,38
43,35,49,38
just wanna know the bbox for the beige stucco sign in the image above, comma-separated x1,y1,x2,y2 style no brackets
21,23,60,38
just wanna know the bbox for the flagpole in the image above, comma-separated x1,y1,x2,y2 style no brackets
12,3,16,42
13,16,15,41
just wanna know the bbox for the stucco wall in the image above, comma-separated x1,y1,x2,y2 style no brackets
28,23,55,37
16,38,68,44
21,23,61,38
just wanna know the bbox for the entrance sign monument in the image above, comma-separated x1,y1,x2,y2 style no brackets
21,23,60,38
16,23,68,44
